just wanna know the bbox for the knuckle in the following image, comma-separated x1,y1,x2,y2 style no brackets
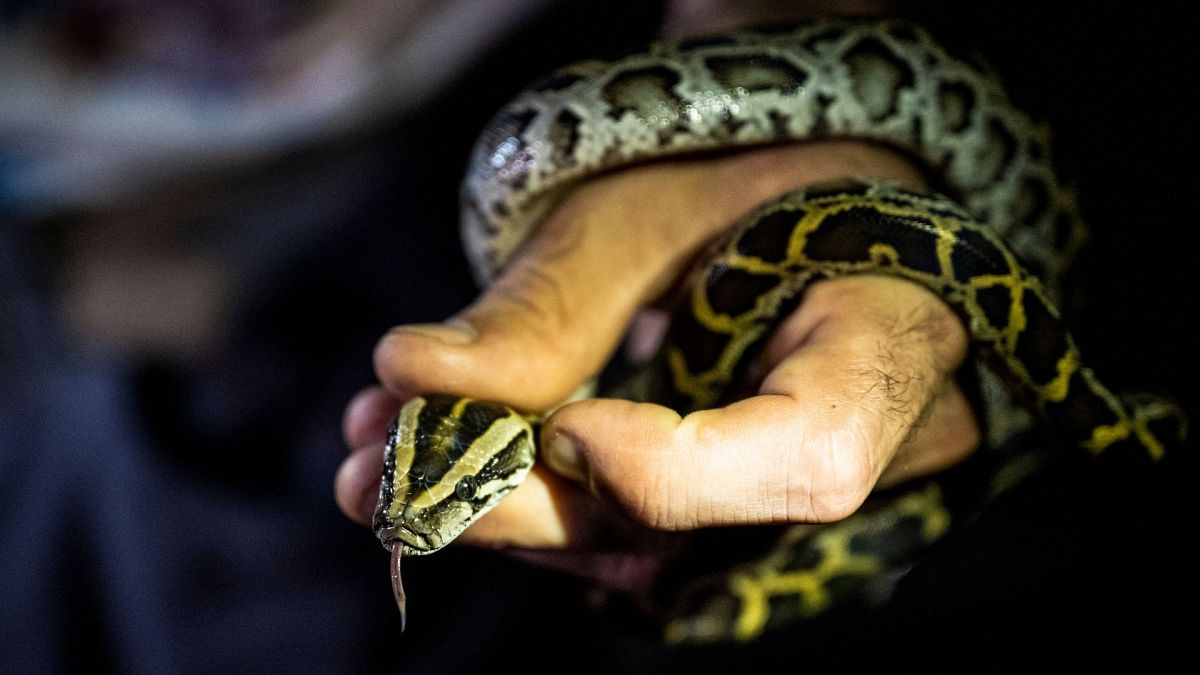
788,427,875,523
485,266,587,361
489,268,565,327
611,465,685,531
605,429,694,532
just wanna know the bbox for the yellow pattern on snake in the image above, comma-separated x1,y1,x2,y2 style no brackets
680,483,951,643
372,18,1189,644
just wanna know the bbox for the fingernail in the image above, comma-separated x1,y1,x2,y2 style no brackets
393,318,477,345
544,432,588,483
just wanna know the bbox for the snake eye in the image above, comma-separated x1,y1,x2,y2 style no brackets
455,475,479,501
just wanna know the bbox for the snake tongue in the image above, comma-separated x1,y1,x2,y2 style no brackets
390,543,407,632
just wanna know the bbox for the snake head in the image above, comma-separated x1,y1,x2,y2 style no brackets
372,394,537,555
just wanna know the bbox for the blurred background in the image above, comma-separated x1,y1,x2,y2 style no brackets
2,1,1196,672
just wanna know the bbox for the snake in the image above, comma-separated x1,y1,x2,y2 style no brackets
371,18,1187,643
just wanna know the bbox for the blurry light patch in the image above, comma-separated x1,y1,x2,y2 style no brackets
62,222,227,356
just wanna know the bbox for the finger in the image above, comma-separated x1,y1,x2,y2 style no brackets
342,385,401,451
542,276,975,530
457,466,684,592
454,466,622,550
332,457,681,598
373,171,688,412
335,443,386,526
544,392,880,531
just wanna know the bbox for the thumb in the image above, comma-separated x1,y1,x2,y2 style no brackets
373,180,682,412
539,276,976,530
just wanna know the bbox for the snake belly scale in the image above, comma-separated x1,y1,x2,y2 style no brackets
372,18,1187,644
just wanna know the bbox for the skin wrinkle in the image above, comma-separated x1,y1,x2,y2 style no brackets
464,271,605,412
481,191,663,408
657,414,694,530
655,454,683,531
640,450,663,529
476,201,591,335
581,401,653,528
757,394,814,524
818,415,875,521
497,191,592,286
757,345,875,519
800,447,824,522
555,162,708,305
782,415,809,522
484,266,569,343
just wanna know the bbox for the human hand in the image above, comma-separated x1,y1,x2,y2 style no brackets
335,140,981,591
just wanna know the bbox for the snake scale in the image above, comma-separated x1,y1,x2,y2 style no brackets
372,18,1187,643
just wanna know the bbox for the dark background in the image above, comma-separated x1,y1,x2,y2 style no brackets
2,1,1196,671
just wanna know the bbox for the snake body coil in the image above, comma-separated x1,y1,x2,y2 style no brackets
373,18,1186,643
